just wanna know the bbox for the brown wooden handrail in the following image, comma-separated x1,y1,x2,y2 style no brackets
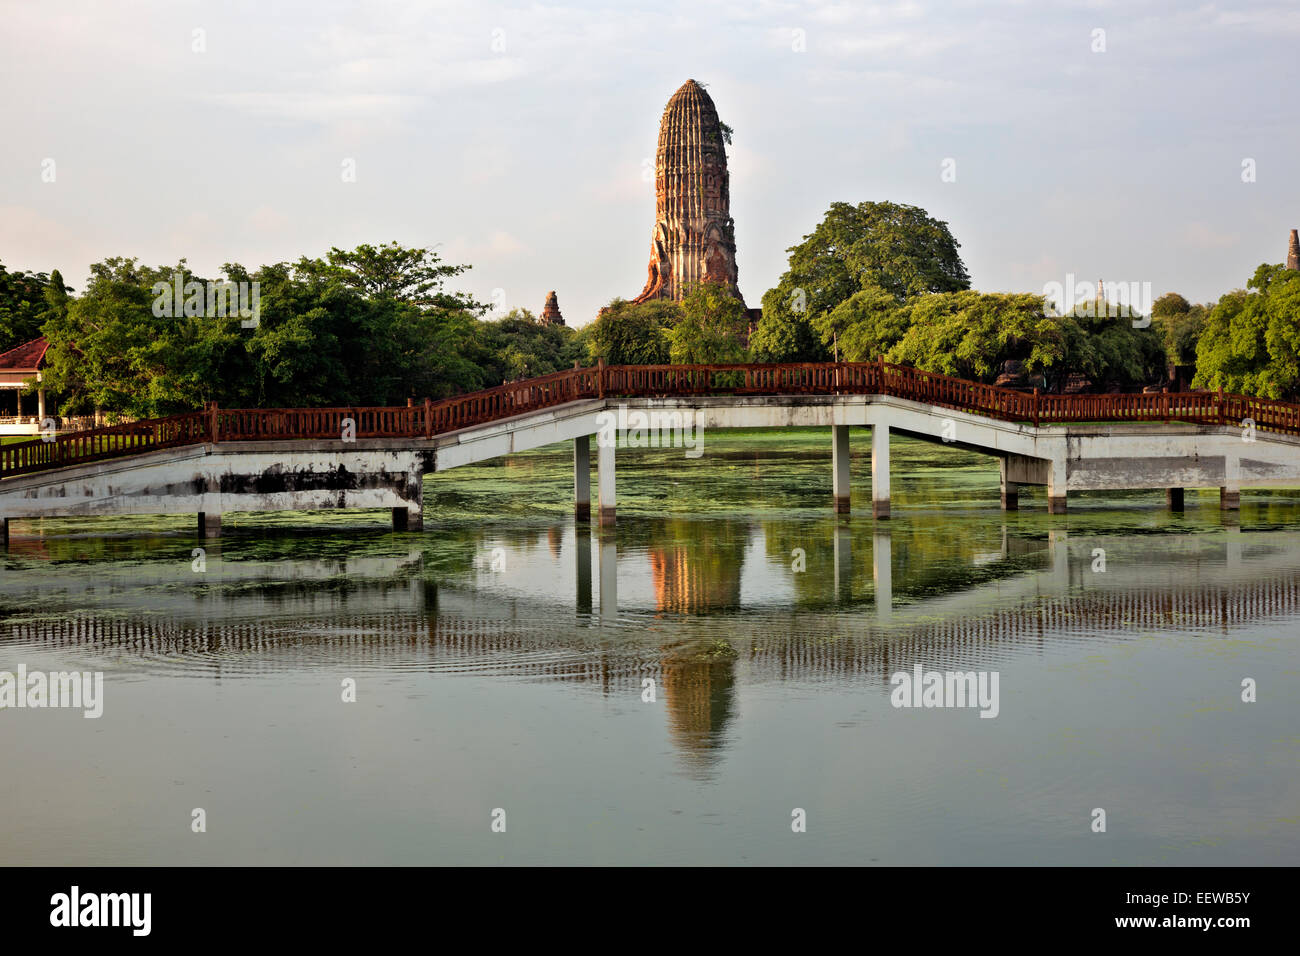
4,362,1298,478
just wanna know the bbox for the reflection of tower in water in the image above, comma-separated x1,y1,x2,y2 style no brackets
647,522,749,613
660,653,737,777
649,547,744,612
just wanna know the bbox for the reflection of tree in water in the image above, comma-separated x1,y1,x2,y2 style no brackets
659,641,738,778
641,516,751,614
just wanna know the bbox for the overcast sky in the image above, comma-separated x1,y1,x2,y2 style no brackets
2,0,1297,325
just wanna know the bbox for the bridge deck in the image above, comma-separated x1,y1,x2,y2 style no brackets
4,360,1295,479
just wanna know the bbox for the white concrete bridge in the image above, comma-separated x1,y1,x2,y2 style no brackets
3,361,1300,541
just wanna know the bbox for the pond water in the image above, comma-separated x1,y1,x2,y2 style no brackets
1,428,1297,865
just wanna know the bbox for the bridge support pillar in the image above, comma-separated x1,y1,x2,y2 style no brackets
832,425,851,513
1221,454,1240,510
574,435,591,522
871,425,890,519
999,459,1019,511
391,507,422,532
1047,460,1067,514
598,435,615,526
197,512,221,538
1166,487,1184,511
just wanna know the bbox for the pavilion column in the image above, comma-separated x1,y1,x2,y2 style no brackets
37,388,46,422
197,512,222,538
1047,458,1067,514
1220,454,1240,510
999,459,1019,511
598,434,615,526
872,424,890,519
574,435,591,521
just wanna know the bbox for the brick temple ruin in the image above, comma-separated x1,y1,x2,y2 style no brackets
631,79,745,307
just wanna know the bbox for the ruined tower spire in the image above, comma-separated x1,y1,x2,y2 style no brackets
632,79,743,305
1287,229,1300,271
540,290,564,326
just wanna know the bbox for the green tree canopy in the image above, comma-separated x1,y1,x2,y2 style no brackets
756,200,969,363
472,308,585,382
0,261,52,353
1152,292,1191,318
670,283,749,364
39,244,491,418
586,298,678,365
813,285,1163,392
1193,264,1300,398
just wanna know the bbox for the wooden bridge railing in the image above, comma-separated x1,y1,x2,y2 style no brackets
5,361,1300,478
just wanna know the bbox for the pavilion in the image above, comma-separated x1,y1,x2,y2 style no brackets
0,337,49,435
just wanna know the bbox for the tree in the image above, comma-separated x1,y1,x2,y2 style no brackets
889,291,1065,384
1193,264,1300,398
749,284,831,362
784,200,968,302
1152,292,1191,318
0,261,50,353
816,284,908,361
323,241,482,311
40,257,178,417
42,269,70,326
472,308,585,383
1058,305,1165,392
670,282,748,364
813,284,1163,391
758,200,969,363
587,298,678,365
39,244,494,417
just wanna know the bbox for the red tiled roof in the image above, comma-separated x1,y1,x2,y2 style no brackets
0,337,49,371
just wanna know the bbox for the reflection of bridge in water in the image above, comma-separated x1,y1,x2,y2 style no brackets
3,529,1298,775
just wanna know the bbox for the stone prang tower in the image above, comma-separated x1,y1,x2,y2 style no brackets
632,80,743,305
539,291,564,326
1287,229,1299,271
